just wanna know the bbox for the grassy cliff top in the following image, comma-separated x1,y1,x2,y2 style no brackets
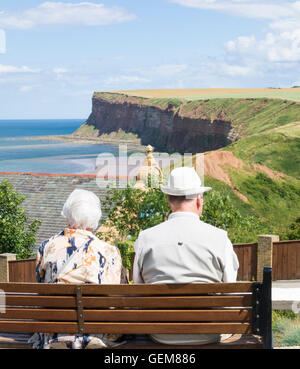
105,87,300,101
94,91,300,137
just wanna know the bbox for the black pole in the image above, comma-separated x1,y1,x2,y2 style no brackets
261,267,273,349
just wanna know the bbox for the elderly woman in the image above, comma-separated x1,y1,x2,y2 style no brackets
28,189,126,349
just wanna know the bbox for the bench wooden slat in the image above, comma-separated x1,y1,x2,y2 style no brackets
0,321,252,334
1,308,77,321
5,295,252,308
1,308,251,322
5,295,76,308
0,282,253,295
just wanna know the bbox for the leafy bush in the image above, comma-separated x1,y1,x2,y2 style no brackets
283,217,300,240
202,191,264,243
0,180,41,259
98,186,169,242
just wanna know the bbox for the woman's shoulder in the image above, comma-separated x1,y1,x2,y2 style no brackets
38,230,65,253
92,236,120,255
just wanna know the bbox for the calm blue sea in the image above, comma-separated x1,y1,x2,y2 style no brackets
0,119,118,174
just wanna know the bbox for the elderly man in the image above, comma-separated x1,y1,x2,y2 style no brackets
133,167,239,346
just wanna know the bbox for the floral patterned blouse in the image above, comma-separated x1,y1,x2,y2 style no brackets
28,228,127,349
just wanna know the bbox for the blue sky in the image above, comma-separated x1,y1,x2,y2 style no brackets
0,0,300,118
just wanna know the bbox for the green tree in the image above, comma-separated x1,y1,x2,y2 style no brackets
0,179,41,259
201,191,264,243
283,217,300,240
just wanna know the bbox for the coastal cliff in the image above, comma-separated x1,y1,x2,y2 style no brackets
75,92,236,153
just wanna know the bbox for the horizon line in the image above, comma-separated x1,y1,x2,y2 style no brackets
0,117,87,120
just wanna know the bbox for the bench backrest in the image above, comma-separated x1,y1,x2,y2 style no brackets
0,268,272,348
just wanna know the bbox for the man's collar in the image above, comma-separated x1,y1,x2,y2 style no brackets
168,211,200,220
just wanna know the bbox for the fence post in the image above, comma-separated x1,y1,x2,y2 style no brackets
257,235,279,281
0,253,16,282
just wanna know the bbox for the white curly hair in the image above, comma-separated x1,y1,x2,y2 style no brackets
61,189,102,231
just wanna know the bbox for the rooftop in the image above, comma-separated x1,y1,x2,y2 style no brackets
0,171,127,247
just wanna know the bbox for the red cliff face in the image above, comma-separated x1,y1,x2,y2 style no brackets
85,93,235,153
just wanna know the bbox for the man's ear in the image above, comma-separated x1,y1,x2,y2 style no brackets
197,195,203,212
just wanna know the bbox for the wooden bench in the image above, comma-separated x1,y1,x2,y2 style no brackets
0,267,272,349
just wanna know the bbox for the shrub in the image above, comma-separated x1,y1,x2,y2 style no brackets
0,179,41,259
284,217,300,240
272,310,300,347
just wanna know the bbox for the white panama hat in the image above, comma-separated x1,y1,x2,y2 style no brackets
161,167,212,196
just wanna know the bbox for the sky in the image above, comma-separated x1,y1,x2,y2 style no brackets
0,0,300,119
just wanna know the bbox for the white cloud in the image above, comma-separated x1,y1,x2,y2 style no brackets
19,85,37,93
171,1,300,63
53,67,68,80
105,75,151,86
227,31,300,62
0,2,137,29
170,1,300,64
170,0,297,20
0,64,40,73
152,64,188,76
222,64,253,77
53,68,68,74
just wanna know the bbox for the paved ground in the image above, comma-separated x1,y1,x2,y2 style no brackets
272,280,300,311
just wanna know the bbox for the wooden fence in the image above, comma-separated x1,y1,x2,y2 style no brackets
272,240,300,280
233,243,257,281
2,239,300,282
8,258,36,283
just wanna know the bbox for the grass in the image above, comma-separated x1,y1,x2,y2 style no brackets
181,90,300,101
73,122,99,137
116,88,300,102
227,169,300,235
273,310,300,347
227,133,300,179
204,175,258,219
272,121,300,138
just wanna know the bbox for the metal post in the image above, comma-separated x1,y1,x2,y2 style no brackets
76,286,84,334
261,267,273,349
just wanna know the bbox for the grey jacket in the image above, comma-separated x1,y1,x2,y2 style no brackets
133,211,239,345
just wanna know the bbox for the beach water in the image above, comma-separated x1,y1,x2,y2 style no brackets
0,119,118,174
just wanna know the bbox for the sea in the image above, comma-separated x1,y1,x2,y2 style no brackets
0,119,119,174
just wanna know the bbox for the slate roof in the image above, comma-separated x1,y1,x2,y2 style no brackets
0,171,129,248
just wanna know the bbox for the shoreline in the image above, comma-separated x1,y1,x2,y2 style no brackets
3,133,146,152
0,133,147,175
3,134,146,150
